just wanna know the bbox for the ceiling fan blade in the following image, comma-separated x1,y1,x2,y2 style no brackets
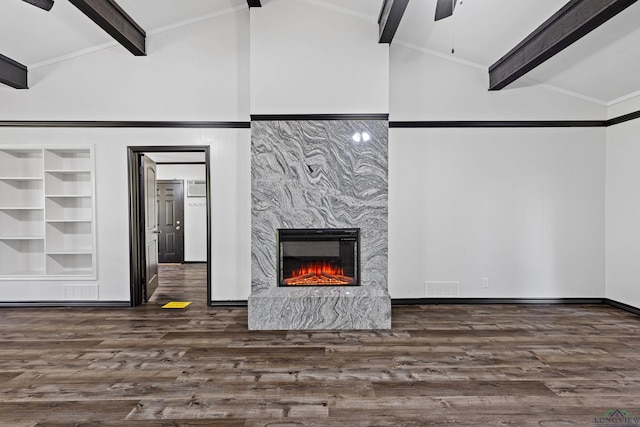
434,0,457,21
22,0,54,11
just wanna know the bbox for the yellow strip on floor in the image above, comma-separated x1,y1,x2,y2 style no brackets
162,301,192,309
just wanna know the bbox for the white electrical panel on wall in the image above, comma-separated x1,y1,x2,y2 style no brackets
0,145,96,280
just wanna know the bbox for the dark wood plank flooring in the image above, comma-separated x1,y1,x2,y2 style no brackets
1,264,639,425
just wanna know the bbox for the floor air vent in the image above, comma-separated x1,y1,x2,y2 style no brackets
425,281,460,297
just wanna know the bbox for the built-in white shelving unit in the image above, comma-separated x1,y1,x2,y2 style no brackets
0,146,96,279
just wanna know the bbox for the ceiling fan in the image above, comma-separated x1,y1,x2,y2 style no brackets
435,0,457,21
22,0,54,11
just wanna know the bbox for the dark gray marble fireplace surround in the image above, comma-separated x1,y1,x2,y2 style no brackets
248,118,391,330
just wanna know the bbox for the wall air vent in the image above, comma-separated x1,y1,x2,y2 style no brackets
187,180,206,197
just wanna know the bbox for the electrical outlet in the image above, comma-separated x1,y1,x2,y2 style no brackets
482,278,489,288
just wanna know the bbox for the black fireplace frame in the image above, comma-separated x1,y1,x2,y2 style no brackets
276,228,361,287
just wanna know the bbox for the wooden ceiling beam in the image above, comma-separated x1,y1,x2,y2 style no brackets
0,54,28,89
378,0,409,43
247,0,261,7
489,0,637,91
69,0,146,56
22,0,55,11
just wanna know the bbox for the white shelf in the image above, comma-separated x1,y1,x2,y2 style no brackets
44,149,91,171
45,171,91,197
0,149,43,178
46,205,92,254
0,239,45,276
44,170,92,173
46,253,93,276
47,250,93,255
0,145,96,280
0,236,44,240
0,208,44,237
46,270,94,277
1,270,47,277
0,176,42,180
0,207,44,210
0,178,43,209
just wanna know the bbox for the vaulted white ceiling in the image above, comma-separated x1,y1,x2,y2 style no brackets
2,0,639,107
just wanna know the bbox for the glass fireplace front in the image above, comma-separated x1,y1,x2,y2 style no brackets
277,228,360,287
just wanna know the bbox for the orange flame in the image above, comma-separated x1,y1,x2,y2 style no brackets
293,261,344,277
284,261,355,286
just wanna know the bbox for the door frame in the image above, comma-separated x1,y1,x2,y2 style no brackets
127,146,211,307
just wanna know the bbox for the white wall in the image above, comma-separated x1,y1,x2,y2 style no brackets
250,0,389,114
390,43,606,121
608,95,640,119
3,3,633,305
0,8,250,121
156,164,207,262
0,128,251,302
606,120,640,308
209,130,251,301
388,43,607,299
0,8,251,302
389,127,606,299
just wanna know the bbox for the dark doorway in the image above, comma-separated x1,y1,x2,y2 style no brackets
157,180,184,264
128,146,211,307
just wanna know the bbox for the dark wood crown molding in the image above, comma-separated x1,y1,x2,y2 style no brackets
390,120,606,128
251,114,389,121
0,121,250,128
5,111,640,129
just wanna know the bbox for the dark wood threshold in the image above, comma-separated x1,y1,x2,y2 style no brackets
155,162,205,165
209,300,248,307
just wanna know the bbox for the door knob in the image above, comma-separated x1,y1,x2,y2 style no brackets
176,226,181,231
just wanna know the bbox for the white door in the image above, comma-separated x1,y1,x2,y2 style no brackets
143,154,159,301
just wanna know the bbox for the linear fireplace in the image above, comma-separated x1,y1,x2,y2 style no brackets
277,228,360,287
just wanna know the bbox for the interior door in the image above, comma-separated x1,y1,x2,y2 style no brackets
143,155,159,301
157,180,184,263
